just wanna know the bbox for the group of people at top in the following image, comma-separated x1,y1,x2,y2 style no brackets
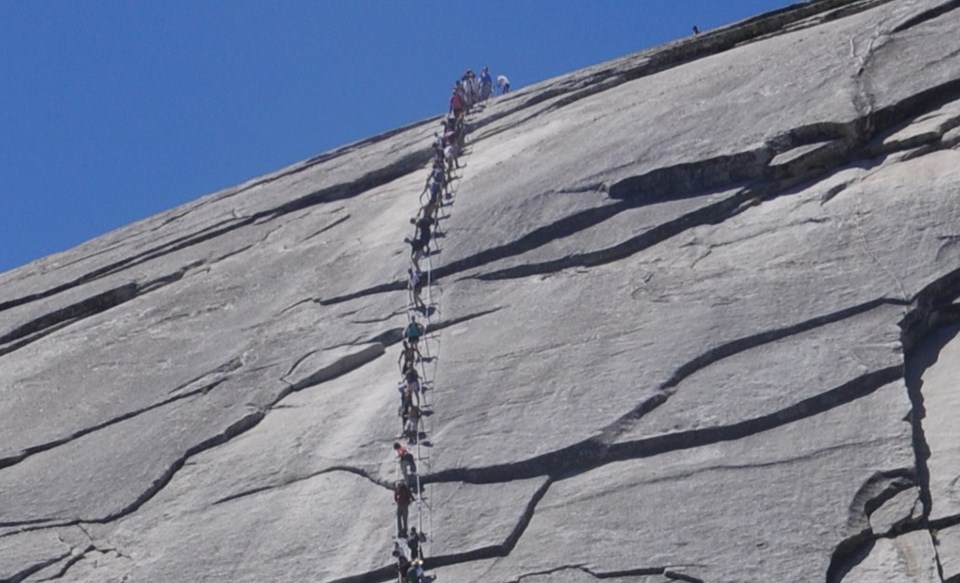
389,66,500,583
449,66,509,119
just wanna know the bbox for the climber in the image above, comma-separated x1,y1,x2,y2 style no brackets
404,317,425,349
693,25,700,35
407,527,426,560
409,236,426,271
392,541,406,561
419,193,440,226
409,267,425,312
423,162,446,200
406,558,424,583
449,87,464,118
497,74,510,95
394,441,418,489
480,66,493,101
412,215,434,251
405,370,421,407
399,388,414,434
403,403,421,443
395,480,416,537
395,552,411,583
444,141,459,173
398,339,421,372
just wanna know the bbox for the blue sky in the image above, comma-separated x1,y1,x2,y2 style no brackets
0,0,798,274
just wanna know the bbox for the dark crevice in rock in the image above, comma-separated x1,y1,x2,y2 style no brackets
0,308,510,529
828,270,960,580
826,468,919,579
323,79,960,302
600,297,909,442
278,297,322,316
900,266,960,353
890,0,960,34
0,283,137,355
0,552,71,583
900,268,960,523
349,308,409,324
474,186,761,281
212,465,392,506
427,366,901,486
0,262,201,360
0,371,233,472
0,411,265,532
31,546,96,583
473,77,960,282
302,214,351,243
827,533,877,583
662,297,905,391
281,344,386,392
0,149,432,318
320,281,406,306
509,564,690,582
607,147,773,202
855,470,918,528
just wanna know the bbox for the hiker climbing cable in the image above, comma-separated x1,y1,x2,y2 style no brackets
449,87,464,118
406,558,425,583
394,442,418,489
404,317,425,349
407,527,426,560
395,552,411,583
413,215,434,252
405,372,421,407
497,74,510,94
409,267,425,312
398,339,420,372
379,66,487,580
480,66,493,101
403,403,421,443
395,480,416,538
409,237,425,271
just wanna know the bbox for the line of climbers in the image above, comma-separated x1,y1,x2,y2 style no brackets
388,66,500,583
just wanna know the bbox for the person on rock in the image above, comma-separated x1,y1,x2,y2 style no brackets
480,66,493,101
409,267,425,312
449,87,463,118
444,141,459,173
398,339,420,372
395,552,411,583
404,317,425,349
403,403,421,443
392,541,406,561
412,215,434,253
394,442,418,489
420,195,440,228
395,480,416,538
409,237,426,271
497,74,510,95
405,560,420,583
399,388,413,434
403,368,422,407
407,527,426,561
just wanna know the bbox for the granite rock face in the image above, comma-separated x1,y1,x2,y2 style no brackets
3,1,960,582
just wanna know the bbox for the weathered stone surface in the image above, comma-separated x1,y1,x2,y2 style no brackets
842,531,940,583
2,0,960,582
913,322,960,522
937,524,960,581
464,382,913,583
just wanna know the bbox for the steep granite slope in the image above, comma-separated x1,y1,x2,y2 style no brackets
3,1,960,581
